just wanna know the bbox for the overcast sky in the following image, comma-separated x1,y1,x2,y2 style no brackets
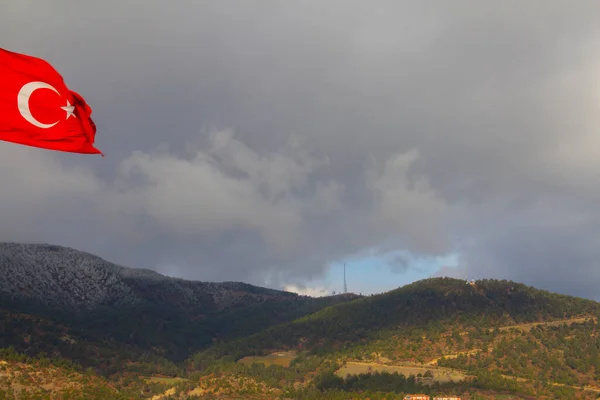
3,1,600,299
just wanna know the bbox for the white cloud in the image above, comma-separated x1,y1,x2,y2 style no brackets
367,150,449,254
283,284,331,297
113,130,338,255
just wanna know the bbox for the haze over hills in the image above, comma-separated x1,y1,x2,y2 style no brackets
1,243,600,399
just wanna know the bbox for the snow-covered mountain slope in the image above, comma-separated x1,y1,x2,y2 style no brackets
0,242,296,313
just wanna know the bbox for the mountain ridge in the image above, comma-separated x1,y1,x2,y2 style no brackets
0,242,308,314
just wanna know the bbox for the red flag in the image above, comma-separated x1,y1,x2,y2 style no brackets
0,48,102,155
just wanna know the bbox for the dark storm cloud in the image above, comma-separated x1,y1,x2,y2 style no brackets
2,1,600,296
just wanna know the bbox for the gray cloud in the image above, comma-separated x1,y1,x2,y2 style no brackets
432,265,468,281
2,1,600,298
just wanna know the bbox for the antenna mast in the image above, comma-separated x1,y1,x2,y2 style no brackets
343,263,347,294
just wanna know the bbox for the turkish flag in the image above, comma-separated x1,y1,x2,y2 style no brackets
0,48,102,155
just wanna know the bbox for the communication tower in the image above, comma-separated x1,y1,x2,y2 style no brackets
343,263,347,294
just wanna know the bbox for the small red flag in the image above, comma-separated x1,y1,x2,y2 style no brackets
0,48,102,155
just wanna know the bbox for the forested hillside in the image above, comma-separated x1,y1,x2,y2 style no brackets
0,243,358,372
191,277,600,362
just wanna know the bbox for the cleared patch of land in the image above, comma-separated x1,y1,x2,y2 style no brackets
237,352,295,367
335,361,466,383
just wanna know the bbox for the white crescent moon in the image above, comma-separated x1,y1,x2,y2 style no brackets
17,81,60,129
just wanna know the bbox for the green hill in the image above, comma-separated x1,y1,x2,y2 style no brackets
191,277,600,361
184,278,600,399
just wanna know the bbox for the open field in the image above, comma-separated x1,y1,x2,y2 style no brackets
336,361,467,383
237,355,295,367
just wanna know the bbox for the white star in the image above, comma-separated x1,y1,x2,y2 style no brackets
61,100,76,120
